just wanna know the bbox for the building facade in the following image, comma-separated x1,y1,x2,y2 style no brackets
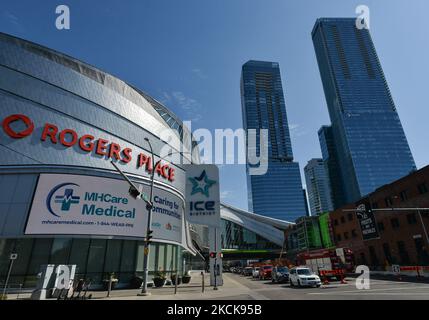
219,204,293,261
0,32,201,288
331,165,429,269
318,125,346,209
312,18,416,205
240,60,307,221
304,158,334,215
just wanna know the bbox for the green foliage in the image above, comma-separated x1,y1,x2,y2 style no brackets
153,270,167,280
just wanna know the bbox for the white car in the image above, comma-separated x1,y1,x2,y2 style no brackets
289,267,321,288
252,267,260,278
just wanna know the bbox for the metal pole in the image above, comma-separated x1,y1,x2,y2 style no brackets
107,274,112,298
2,259,14,297
213,227,218,290
140,138,157,296
417,210,429,248
174,270,178,294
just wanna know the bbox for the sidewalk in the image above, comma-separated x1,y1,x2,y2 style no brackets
94,271,266,300
7,271,262,300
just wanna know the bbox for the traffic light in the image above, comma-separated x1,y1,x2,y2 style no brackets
146,229,154,243
209,252,216,259
128,186,140,199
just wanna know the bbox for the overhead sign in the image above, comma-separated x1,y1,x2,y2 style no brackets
25,174,184,244
355,203,379,241
184,165,221,227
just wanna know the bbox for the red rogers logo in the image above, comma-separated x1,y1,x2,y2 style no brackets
2,114,35,138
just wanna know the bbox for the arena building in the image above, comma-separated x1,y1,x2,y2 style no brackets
0,32,292,289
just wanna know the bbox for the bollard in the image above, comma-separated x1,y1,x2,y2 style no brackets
174,272,178,295
107,275,113,298
201,271,205,293
416,266,421,280
340,271,347,284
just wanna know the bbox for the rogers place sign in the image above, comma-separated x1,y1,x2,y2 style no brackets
1,114,175,182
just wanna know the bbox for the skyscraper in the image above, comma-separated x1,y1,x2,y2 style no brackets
312,18,416,205
304,158,334,216
318,125,346,209
240,60,307,221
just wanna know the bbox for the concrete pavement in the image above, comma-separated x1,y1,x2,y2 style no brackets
7,271,429,300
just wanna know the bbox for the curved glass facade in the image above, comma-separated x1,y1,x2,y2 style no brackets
220,219,281,251
0,238,183,288
0,32,201,288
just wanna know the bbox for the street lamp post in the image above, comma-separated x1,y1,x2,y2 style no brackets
139,137,156,296
140,140,193,295
111,142,193,296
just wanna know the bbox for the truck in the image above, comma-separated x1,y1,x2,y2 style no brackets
296,248,354,278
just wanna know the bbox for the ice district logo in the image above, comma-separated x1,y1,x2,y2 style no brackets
46,183,80,217
188,170,216,198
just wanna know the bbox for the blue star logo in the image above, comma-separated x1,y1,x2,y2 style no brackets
188,170,216,198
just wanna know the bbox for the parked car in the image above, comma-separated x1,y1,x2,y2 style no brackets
271,266,290,283
252,267,260,278
258,265,273,280
243,267,253,276
289,267,321,288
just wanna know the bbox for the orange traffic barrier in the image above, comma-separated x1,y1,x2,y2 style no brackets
400,266,424,279
319,269,346,284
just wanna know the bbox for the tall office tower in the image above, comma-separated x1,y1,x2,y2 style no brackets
318,125,346,209
312,18,416,204
240,60,307,221
304,158,334,216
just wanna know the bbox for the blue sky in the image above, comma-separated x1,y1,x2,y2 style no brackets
1,0,428,211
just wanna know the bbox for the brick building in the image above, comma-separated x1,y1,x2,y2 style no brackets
330,166,429,270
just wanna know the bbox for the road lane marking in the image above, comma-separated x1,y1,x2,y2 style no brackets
308,285,429,294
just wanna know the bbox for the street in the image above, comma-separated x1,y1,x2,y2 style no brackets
220,272,429,300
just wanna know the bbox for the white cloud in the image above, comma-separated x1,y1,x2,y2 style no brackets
220,190,233,200
159,91,203,123
289,123,308,138
3,11,19,25
191,68,207,80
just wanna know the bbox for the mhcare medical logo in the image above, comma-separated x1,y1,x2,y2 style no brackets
46,183,80,217
188,170,216,198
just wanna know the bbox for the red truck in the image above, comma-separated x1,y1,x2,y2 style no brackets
296,248,355,276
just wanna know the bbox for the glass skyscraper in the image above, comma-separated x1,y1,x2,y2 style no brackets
318,125,346,209
312,18,416,205
240,60,307,222
304,158,334,216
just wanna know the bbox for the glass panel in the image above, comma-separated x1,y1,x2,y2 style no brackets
68,238,90,276
25,238,53,287
50,238,72,265
11,238,34,286
0,239,16,280
166,244,173,272
104,240,122,275
158,244,166,272
148,243,156,273
119,240,136,283
86,239,106,283
135,241,145,272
